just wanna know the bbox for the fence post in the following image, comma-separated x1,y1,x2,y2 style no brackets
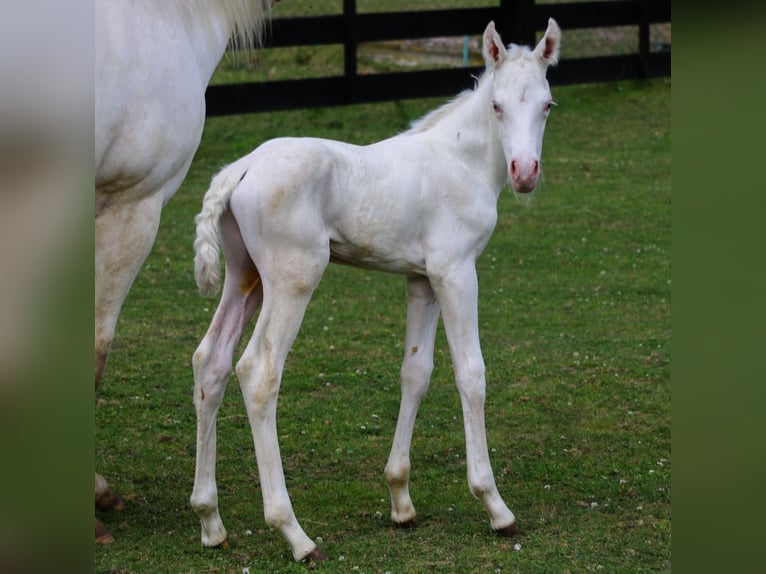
638,0,650,78
500,0,536,47
343,0,358,104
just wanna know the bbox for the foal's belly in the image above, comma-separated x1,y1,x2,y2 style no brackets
329,239,426,276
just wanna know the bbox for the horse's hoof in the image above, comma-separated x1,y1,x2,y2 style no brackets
214,540,231,550
493,521,520,537
95,519,115,544
392,518,418,529
95,489,124,512
302,546,329,564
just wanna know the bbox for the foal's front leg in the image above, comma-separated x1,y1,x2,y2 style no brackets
431,263,517,535
385,276,441,526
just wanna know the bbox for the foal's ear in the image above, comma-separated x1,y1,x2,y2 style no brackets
533,18,561,67
482,21,508,68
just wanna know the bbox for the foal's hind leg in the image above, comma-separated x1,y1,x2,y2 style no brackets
191,211,263,548
236,242,330,562
385,277,440,527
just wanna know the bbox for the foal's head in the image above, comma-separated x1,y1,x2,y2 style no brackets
482,19,561,194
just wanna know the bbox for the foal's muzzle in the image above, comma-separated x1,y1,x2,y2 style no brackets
510,157,540,194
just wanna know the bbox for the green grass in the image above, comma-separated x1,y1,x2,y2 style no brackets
95,75,670,573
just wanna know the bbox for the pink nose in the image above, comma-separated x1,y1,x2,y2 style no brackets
510,158,540,193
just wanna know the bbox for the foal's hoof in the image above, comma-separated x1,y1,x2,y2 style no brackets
95,519,115,544
392,518,418,529
493,521,520,537
95,489,124,512
301,546,329,564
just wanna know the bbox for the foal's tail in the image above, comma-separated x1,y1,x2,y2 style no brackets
194,160,250,297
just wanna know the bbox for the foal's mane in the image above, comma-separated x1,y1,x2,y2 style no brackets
406,86,479,134
181,0,271,49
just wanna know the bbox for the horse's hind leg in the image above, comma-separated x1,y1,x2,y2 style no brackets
385,277,440,527
191,210,263,548
94,191,163,541
95,474,123,543
95,192,164,388
236,238,330,562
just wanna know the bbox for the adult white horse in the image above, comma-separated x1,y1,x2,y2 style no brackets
95,0,273,543
190,19,561,562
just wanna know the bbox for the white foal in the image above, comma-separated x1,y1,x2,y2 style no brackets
190,19,561,562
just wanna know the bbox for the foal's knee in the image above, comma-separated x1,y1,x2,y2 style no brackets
455,360,487,403
400,355,433,400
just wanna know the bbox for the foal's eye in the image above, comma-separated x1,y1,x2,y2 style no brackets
544,101,557,114
492,101,503,115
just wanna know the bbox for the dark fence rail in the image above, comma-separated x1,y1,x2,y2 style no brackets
206,0,670,116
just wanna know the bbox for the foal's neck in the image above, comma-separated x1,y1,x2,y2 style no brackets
434,75,508,195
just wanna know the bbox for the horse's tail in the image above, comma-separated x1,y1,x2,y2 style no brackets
194,160,249,297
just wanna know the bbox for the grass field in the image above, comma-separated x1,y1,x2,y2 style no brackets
95,66,670,573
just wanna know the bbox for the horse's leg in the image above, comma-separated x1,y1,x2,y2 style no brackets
384,276,440,527
95,473,123,543
95,192,164,388
236,242,329,562
430,263,517,535
95,472,123,511
94,191,163,541
191,211,263,548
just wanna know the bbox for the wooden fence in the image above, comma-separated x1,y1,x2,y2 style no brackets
205,0,670,116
